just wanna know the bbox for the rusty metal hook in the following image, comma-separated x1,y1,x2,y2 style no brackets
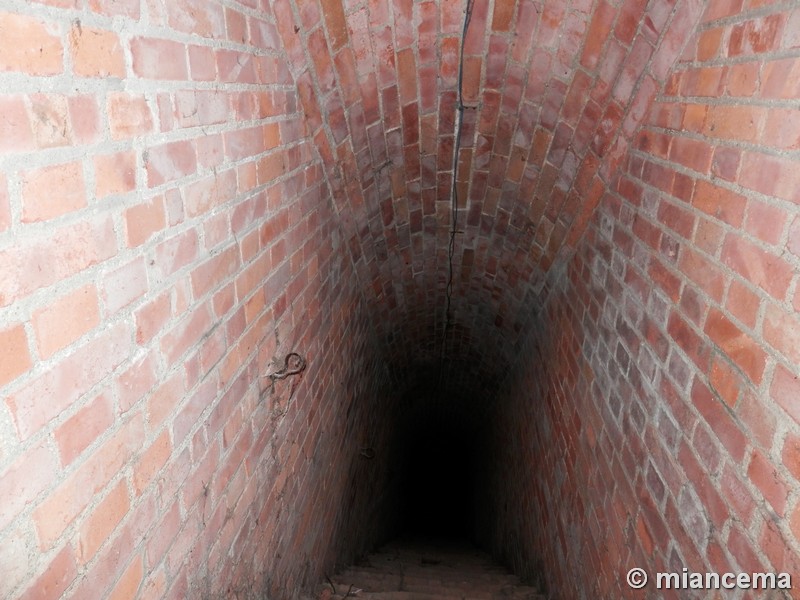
265,352,306,395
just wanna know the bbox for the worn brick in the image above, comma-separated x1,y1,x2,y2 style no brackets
0,12,63,75
70,24,125,78
21,161,86,223
32,284,100,359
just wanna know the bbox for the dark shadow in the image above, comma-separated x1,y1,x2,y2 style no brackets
397,419,476,541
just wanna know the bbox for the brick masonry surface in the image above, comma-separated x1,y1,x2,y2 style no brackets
0,0,798,598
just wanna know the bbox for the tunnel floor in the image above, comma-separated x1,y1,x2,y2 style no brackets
323,537,545,599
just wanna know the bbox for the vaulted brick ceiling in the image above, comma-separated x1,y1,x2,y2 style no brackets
274,0,697,393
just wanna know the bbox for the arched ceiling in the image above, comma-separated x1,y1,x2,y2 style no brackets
271,0,699,393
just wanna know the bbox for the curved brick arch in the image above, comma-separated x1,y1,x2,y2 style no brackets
4,0,800,598
273,0,704,392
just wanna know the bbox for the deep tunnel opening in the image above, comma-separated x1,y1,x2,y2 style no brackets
397,417,478,540
373,372,498,554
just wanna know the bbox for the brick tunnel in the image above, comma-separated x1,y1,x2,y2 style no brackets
1,0,799,598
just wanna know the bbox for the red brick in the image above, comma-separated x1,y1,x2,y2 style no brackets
720,463,756,525
89,0,139,17
681,66,725,96
739,151,800,204
174,90,228,128
108,93,154,140
102,256,148,314
763,304,800,365
790,216,800,259
160,303,212,367
183,170,237,217
761,57,800,100
28,94,71,149
0,324,32,387
782,432,800,483
748,449,788,516
702,0,743,22
708,353,742,407
657,200,695,239
649,259,682,302
761,108,800,151
131,37,188,80
0,12,63,75
703,105,764,143
77,479,130,563
146,140,197,187
188,44,217,81
17,545,77,600
70,24,125,77
21,161,86,223
0,174,9,233
678,247,726,303
396,48,418,106
721,233,793,300
784,9,800,48
6,322,131,440
108,554,144,600
669,136,713,174
32,284,100,359
68,94,101,144
0,96,34,154
191,245,240,299
676,105,705,135
0,215,116,307
153,229,199,279
697,27,723,60
771,364,800,426
133,430,171,495
68,493,156,598
94,151,136,198
0,440,59,532
692,216,724,257
727,13,784,56
704,308,766,383
125,196,166,247
321,0,348,49
31,0,79,7
737,389,776,451
54,391,113,467
146,372,185,431
710,146,740,181
742,199,786,246
691,378,747,463
725,61,759,96
761,520,800,579
225,7,247,44
678,440,730,528
33,411,143,549
224,127,262,161
580,0,614,70
725,279,760,330
115,351,158,413
636,129,671,159
691,180,746,228
727,526,765,573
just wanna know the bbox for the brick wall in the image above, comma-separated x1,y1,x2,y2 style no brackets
482,0,800,597
2,0,799,598
0,1,399,598
262,0,716,396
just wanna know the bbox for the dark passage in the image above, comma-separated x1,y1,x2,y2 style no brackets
398,418,478,540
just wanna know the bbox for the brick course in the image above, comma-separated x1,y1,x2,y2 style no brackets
0,0,798,598
0,0,398,597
